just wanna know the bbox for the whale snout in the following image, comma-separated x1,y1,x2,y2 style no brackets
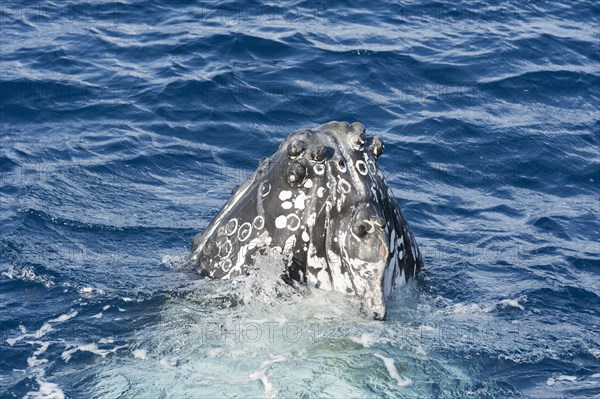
371,297,387,320
373,309,386,321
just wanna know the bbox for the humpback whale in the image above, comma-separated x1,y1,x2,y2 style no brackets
191,121,423,319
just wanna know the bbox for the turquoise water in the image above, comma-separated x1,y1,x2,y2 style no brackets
1,1,599,397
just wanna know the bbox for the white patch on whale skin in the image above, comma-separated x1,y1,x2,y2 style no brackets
383,253,397,299
275,215,287,229
281,201,292,209
317,187,326,198
316,268,332,291
279,191,292,201
336,195,346,212
282,235,296,261
303,179,313,188
307,212,317,227
302,231,310,242
293,192,307,210
371,186,379,199
313,164,325,175
389,230,396,254
327,248,352,293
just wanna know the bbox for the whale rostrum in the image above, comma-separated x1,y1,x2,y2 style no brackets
192,121,423,319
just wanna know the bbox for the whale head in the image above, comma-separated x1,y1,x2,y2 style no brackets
192,121,423,320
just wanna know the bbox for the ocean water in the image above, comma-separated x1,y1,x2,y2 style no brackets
1,0,599,398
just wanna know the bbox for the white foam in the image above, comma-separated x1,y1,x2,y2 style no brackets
8,311,76,345
557,375,577,382
351,333,378,348
498,298,525,310
27,342,51,367
24,378,65,399
2,264,55,288
374,353,412,387
249,354,287,399
91,312,103,319
132,349,147,360
159,357,177,368
207,348,222,358
446,303,493,315
547,375,577,386
49,311,78,323
61,343,119,362
79,287,105,295
6,325,27,346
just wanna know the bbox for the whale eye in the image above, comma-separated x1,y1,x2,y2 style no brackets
370,137,384,158
352,222,369,238
310,145,326,163
287,140,306,159
286,162,307,187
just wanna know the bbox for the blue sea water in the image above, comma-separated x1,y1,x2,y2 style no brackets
1,0,599,397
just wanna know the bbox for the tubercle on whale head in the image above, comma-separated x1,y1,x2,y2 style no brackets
285,161,307,187
287,139,307,159
368,136,384,158
283,122,385,166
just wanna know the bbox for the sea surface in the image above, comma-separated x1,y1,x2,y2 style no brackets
1,1,599,398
